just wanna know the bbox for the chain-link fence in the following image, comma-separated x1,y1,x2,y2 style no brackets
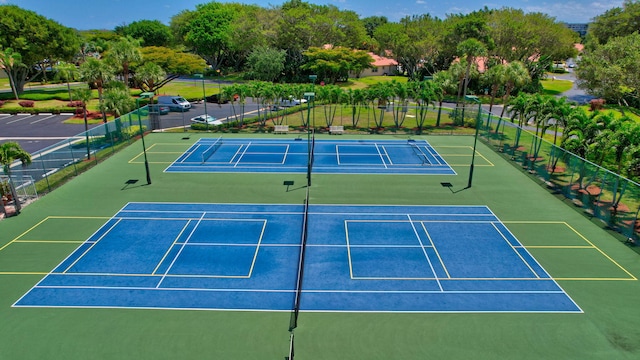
1,107,150,196
481,110,640,243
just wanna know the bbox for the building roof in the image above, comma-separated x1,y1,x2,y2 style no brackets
369,52,398,67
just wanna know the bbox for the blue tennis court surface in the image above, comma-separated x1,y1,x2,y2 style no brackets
15,203,581,313
164,138,456,175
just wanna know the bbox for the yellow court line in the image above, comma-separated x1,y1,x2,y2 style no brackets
129,161,173,164
0,217,51,252
14,240,85,244
147,143,159,151
555,277,637,281
504,220,637,281
563,222,638,280
128,152,144,163
525,245,594,249
47,216,111,219
1,216,110,252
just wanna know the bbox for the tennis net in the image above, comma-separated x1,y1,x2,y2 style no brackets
409,141,430,165
289,186,310,331
201,137,223,163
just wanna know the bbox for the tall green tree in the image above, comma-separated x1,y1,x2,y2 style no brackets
301,47,373,83
245,46,286,82
54,61,79,101
115,20,172,47
456,38,487,110
374,15,443,79
73,88,95,160
134,62,166,93
106,37,142,87
0,48,23,100
0,141,32,215
80,58,115,123
499,61,529,118
588,0,640,45
576,32,640,107
0,5,79,93
176,2,236,70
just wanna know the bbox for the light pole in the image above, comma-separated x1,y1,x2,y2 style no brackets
305,75,317,187
136,91,155,185
465,95,482,188
195,73,208,130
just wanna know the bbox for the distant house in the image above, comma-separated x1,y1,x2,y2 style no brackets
353,52,399,78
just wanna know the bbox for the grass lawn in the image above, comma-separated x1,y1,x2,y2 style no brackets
540,78,573,95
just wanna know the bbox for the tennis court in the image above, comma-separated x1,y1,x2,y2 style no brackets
164,137,456,175
3,132,640,360
15,202,580,313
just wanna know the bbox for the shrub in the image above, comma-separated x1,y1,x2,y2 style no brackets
68,101,83,107
18,100,35,108
0,100,5,108
589,98,606,111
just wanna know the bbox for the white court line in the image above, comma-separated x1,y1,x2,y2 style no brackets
374,143,388,168
408,214,442,291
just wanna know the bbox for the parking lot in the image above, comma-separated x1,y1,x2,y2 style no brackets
0,100,264,154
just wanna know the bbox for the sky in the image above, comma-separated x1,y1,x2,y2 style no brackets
1,0,623,30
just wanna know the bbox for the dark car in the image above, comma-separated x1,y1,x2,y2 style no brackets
148,104,170,115
205,94,229,104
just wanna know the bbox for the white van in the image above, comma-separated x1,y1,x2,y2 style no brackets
157,96,191,111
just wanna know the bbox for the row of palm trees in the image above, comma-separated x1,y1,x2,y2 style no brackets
506,93,640,182
218,80,448,131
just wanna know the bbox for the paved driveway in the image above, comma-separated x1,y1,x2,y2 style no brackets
0,113,100,154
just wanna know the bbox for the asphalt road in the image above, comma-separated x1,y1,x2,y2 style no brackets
0,100,266,154
0,113,100,154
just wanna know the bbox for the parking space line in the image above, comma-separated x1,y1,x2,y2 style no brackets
30,114,58,124
7,114,36,124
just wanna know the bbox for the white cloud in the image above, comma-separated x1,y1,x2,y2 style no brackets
416,0,426,4
524,1,623,22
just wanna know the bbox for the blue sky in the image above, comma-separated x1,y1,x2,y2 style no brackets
2,0,622,30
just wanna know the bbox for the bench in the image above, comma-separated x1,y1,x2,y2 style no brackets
274,125,289,134
329,125,344,135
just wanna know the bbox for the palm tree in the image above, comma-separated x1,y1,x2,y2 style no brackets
499,61,529,119
73,88,95,160
432,70,457,127
482,64,506,115
54,61,79,102
391,80,409,129
102,86,135,118
0,48,24,100
456,38,487,112
370,82,394,129
411,80,439,134
106,37,142,86
0,142,32,215
135,62,166,93
80,58,115,123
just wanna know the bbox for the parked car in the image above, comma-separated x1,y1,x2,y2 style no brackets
190,115,223,126
148,104,170,115
157,96,191,111
205,94,229,104
279,97,307,107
